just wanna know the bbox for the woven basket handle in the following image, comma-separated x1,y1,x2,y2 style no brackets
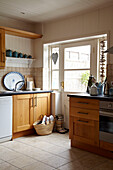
39,114,44,120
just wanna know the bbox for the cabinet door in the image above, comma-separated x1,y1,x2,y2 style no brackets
70,116,99,147
13,94,34,133
34,93,51,122
0,29,5,68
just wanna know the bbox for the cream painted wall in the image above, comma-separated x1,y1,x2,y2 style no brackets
0,15,35,32
43,6,113,43
38,5,113,66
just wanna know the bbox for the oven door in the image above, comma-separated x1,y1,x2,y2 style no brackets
99,110,113,144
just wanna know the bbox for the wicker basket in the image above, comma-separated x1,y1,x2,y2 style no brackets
33,121,54,136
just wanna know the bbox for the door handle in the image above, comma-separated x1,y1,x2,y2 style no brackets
30,97,33,107
2,52,5,62
77,120,88,123
35,97,37,107
32,97,33,107
77,112,88,115
1,52,5,62
61,81,64,89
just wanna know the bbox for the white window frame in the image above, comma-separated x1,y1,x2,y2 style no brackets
47,37,107,92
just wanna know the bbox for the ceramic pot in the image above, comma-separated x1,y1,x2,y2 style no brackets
6,49,12,57
23,54,27,58
28,55,32,59
13,51,18,58
18,53,23,58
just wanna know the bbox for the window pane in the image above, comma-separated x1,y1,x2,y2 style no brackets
64,45,90,69
64,70,90,92
52,71,59,89
52,47,59,69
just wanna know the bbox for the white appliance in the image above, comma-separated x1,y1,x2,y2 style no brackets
0,96,12,143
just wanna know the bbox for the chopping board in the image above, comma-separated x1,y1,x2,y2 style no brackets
24,75,35,89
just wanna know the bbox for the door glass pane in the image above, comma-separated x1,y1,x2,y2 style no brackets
64,45,90,69
64,70,90,92
52,71,59,89
52,47,59,69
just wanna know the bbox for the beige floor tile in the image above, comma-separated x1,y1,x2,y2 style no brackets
92,159,113,170
7,155,37,168
0,162,19,170
41,145,68,154
32,140,55,149
56,149,87,161
21,161,55,170
55,140,71,149
1,140,29,152
58,161,87,170
21,147,53,161
71,153,108,169
41,155,71,168
16,134,51,143
0,145,22,161
0,159,4,164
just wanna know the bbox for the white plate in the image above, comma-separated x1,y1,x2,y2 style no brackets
4,72,24,91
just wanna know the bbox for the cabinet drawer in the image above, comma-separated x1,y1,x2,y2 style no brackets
72,117,99,146
70,97,99,110
70,107,99,121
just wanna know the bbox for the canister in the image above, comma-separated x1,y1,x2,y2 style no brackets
26,81,33,91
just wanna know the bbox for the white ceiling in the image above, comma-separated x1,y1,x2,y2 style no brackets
0,0,113,23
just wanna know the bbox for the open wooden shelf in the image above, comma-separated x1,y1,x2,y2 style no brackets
0,26,42,39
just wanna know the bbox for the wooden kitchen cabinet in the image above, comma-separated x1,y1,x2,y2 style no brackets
13,93,51,136
69,97,99,147
70,116,99,146
13,94,34,133
34,93,51,122
0,29,5,68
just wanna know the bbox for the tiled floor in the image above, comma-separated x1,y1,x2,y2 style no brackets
0,133,113,170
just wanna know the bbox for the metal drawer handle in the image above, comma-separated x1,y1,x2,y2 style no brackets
77,120,88,123
77,102,88,105
77,112,88,115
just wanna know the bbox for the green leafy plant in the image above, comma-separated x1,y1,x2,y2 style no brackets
81,71,90,86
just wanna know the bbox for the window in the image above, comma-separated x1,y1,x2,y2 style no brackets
64,45,90,92
45,34,107,92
